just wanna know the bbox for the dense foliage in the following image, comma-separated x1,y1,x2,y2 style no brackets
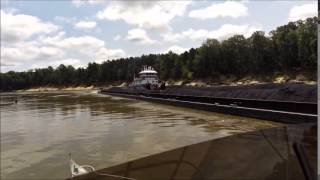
1,17,317,91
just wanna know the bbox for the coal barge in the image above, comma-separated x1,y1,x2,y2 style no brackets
100,66,317,124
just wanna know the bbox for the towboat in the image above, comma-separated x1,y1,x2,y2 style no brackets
130,66,165,90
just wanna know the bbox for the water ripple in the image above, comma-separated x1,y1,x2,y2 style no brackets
1,91,281,179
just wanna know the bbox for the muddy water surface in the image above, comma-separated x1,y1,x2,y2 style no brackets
1,91,281,179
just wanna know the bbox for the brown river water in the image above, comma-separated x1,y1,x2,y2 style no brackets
0,91,281,180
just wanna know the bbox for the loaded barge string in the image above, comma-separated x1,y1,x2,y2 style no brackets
100,66,317,124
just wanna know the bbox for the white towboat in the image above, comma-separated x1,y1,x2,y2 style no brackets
130,66,165,90
132,66,158,86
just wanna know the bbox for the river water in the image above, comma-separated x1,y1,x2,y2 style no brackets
1,91,281,179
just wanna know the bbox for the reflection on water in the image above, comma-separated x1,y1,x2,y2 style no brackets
1,91,281,179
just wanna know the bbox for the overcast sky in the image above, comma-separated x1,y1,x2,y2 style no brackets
1,0,317,72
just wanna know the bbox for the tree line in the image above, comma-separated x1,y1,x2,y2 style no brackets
1,17,317,91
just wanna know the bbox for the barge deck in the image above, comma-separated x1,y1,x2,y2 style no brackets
100,86,317,124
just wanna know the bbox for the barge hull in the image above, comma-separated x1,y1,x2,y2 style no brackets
103,92,316,124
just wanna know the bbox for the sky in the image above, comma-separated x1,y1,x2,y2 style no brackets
0,0,317,72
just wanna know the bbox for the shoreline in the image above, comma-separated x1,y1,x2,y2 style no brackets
17,85,100,92
2,76,317,93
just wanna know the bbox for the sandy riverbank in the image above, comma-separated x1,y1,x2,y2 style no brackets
166,74,317,87
19,85,99,92
13,74,316,93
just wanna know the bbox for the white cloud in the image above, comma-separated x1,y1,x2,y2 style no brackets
126,28,155,44
54,16,76,24
1,9,127,72
94,48,126,63
208,24,262,40
288,3,317,21
189,1,248,20
52,59,82,68
71,0,102,7
165,45,189,54
163,24,262,42
74,20,97,30
113,35,121,41
97,1,192,30
1,10,59,43
2,33,127,71
31,58,83,69
1,42,65,68
2,38,64,60
163,28,209,42
40,34,126,62
40,35,105,54
41,36,126,62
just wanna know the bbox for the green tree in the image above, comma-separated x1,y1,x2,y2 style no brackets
249,31,276,74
